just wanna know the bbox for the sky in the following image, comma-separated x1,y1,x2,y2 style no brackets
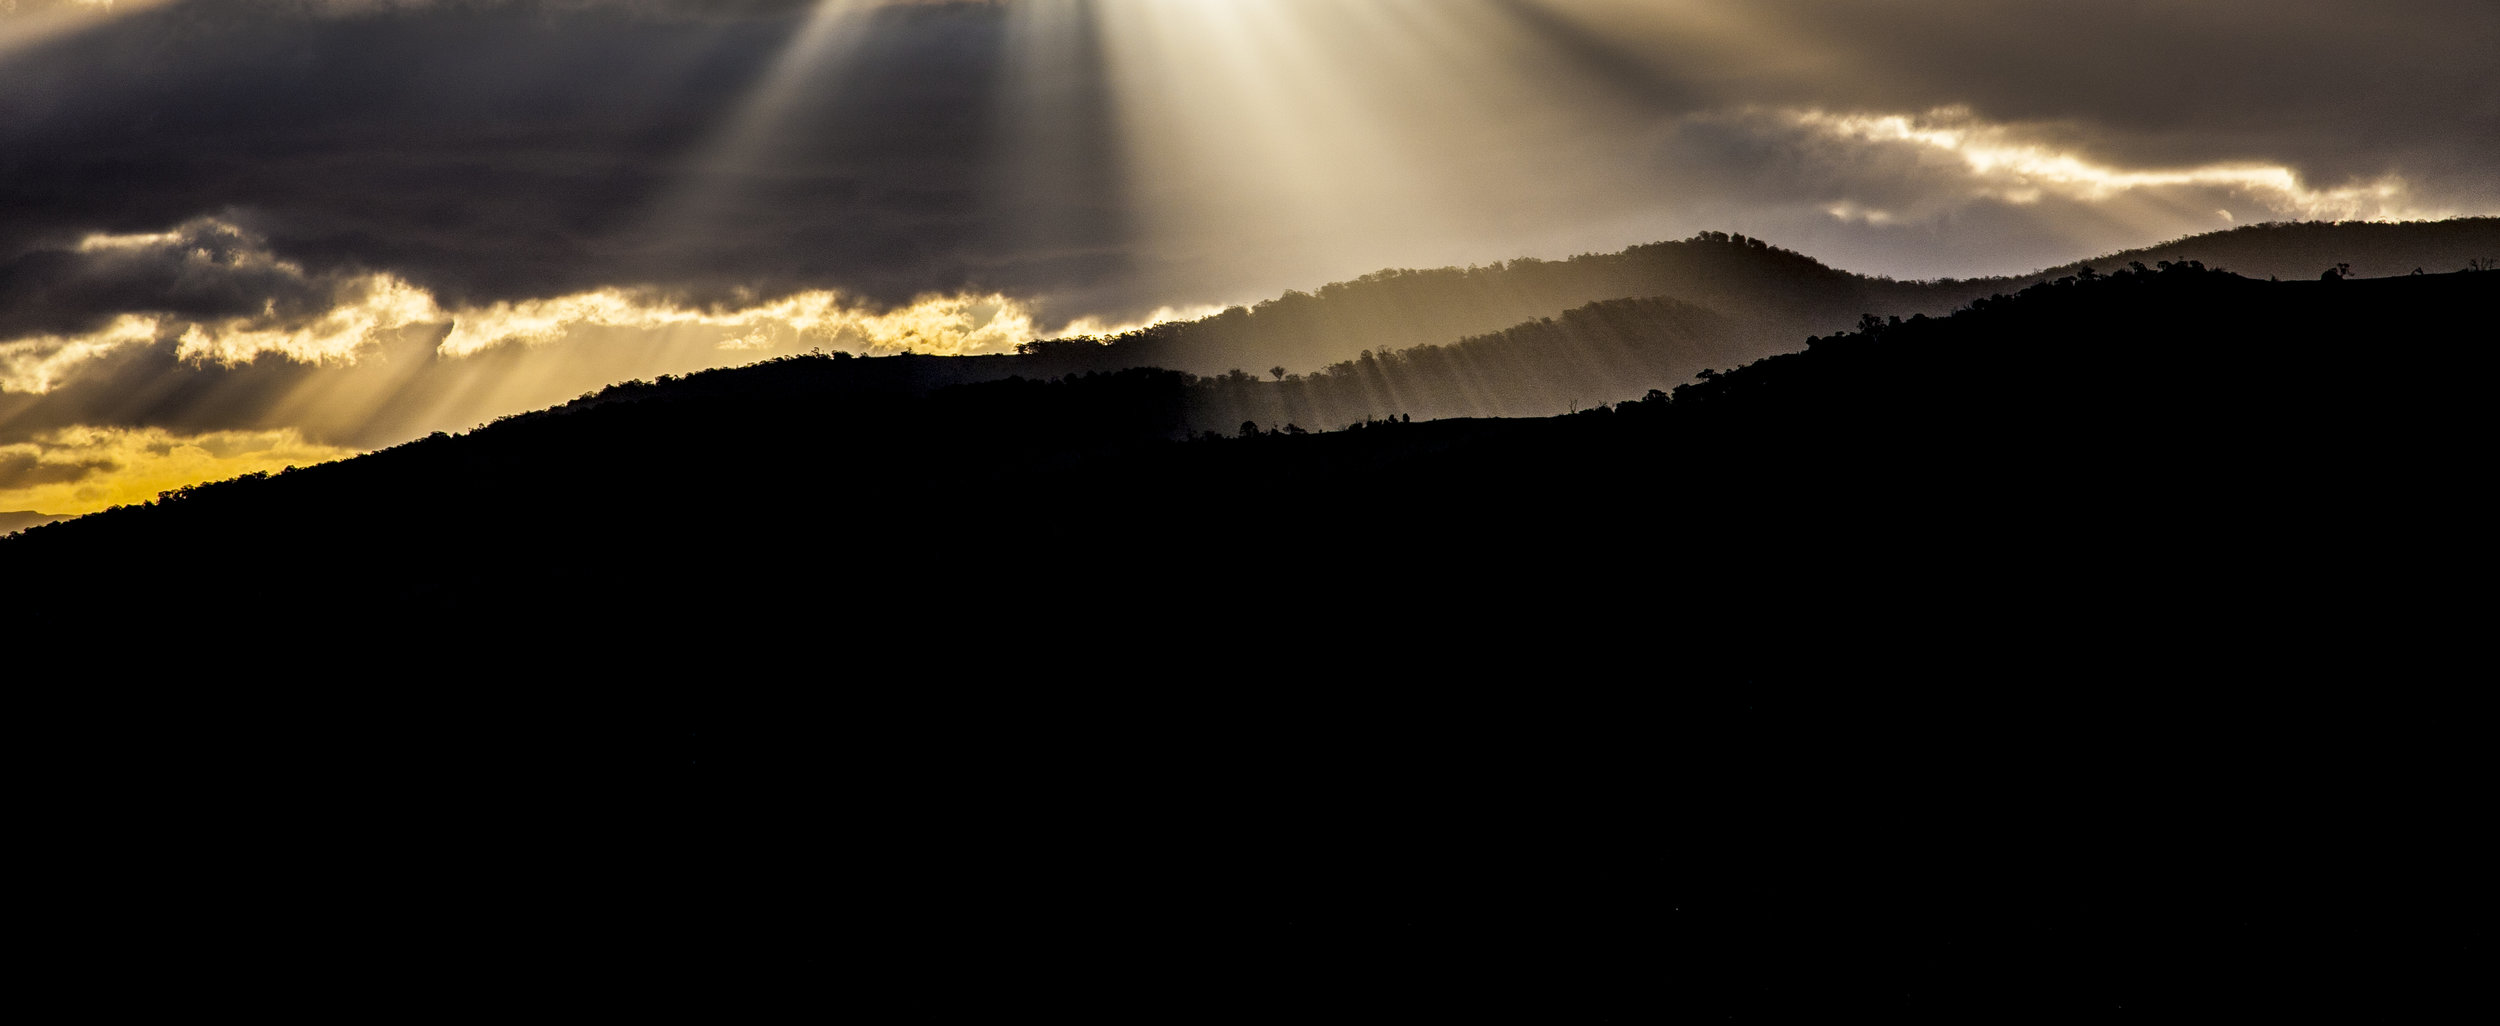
4,0,2495,516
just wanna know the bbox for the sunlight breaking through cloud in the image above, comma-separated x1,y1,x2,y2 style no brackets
177,276,442,366
17,221,448,377
1,220,1106,399
0,425,353,516
439,288,1221,358
440,288,1046,358
1082,0,1641,304
1784,107,2444,223
1046,304,1231,342
0,315,160,394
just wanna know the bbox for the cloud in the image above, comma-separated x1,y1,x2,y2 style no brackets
1643,103,2464,279
0,447,115,487
0,425,353,514
1529,0,2500,213
175,274,440,365
0,219,417,339
1708,105,2444,223
7,2,2490,310
0,219,441,371
3,0,2495,511
438,286,1049,357
1048,304,1229,342
0,314,163,394
0,0,1114,316
0,217,1209,516
1,217,1060,376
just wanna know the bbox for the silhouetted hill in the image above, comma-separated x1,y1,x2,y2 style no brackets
12,262,2485,1025
14,263,2479,649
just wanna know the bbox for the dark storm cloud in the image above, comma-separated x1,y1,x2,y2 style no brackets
0,219,386,338
1,0,1119,319
1443,0,2498,278
1662,0,2499,203
6,0,2491,327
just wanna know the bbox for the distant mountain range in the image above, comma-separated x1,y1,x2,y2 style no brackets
1027,218,2499,429
1032,217,2499,378
0,510,59,536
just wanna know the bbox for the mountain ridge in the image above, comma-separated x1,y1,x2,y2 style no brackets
6,218,2488,532
11,262,2481,614
1003,218,2500,427
10,264,2481,1025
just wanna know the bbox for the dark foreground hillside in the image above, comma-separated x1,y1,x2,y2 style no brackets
10,266,2485,1021
18,262,2474,643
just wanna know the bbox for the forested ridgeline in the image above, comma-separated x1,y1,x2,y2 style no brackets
1175,294,1771,428
11,265,2484,1023
513,292,1780,435
9,262,2481,656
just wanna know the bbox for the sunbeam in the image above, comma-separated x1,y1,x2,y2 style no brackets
0,0,175,61
1084,0,1687,305
639,2,883,234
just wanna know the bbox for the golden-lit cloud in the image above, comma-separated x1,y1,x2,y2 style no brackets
0,425,354,516
0,282,1217,517
1046,304,1230,341
19,221,448,373
1781,107,2446,224
4,221,1089,386
72,228,184,252
439,288,1044,358
2,213,1241,518
438,287,1220,358
0,315,162,394
176,275,442,366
